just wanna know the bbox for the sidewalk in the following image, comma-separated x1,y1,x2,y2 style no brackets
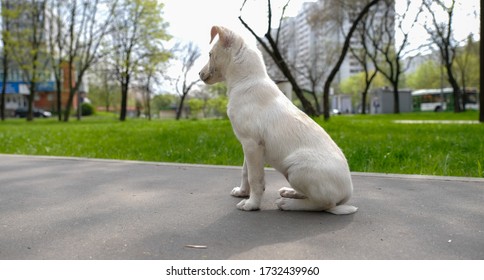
1,154,483,260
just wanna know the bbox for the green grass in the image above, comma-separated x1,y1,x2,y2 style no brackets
0,111,483,177
318,112,483,177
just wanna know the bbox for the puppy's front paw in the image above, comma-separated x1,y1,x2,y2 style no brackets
231,187,249,198
236,199,260,211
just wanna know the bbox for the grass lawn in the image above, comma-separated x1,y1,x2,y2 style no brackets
0,111,483,177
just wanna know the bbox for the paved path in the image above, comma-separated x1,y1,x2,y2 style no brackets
1,154,483,259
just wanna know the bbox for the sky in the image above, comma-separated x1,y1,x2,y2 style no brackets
161,0,312,89
161,0,480,92
162,0,308,51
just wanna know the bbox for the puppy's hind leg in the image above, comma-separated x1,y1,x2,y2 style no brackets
231,158,250,198
276,197,326,211
277,165,357,214
277,196,357,214
279,187,306,199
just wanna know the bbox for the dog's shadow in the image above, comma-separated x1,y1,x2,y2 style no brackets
150,195,355,259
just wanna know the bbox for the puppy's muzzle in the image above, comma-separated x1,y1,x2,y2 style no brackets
199,71,210,82
199,67,213,84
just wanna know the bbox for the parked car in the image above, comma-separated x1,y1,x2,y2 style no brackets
14,108,52,118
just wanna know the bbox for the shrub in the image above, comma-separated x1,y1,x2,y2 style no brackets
81,103,96,116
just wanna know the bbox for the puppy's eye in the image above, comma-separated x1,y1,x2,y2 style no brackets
209,52,212,57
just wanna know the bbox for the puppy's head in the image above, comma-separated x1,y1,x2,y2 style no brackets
199,26,241,85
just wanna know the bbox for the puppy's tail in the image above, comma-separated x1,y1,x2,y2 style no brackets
325,205,358,215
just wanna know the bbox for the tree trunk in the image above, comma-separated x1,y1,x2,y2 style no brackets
392,83,400,114
146,90,152,121
27,81,35,121
360,71,377,115
176,93,187,120
323,0,380,120
0,88,5,121
63,59,75,122
361,82,372,115
76,86,81,121
64,88,74,122
1,46,7,121
264,34,317,116
310,86,321,114
0,70,6,121
361,91,367,115
445,63,461,112
120,80,129,121
64,78,84,122
461,75,466,112
56,79,62,121
481,0,484,122
479,0,484,123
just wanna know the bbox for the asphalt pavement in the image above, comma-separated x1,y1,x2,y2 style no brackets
1,154,483,260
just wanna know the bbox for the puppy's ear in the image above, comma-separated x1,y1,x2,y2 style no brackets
210,26,234,48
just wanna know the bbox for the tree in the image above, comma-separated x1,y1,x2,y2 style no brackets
110,0,170,121
152,93,176,114
174,42,200,120
0,0,15,121
454,35,479,111
45,0,68,121
406,59,446,90
349,12,379,115
61,0,117,122
366,0,422,114
319,0,380,119
88,60,120,113
340,70,388,111
239,0,317,116
136,50,170,120
481,0,484,123
208,96,229,118
423,0,461,112
295,40,338,114
6,0,47,121
187,98,204,119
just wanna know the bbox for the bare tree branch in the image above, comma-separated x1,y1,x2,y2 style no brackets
321,0,380,120
239,0,317,116
423,0,462,112
175,42,201,120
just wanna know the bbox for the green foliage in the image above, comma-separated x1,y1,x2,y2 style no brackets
0,112,482,177
340,71,390,95
152,94,177,111
81,103,95,116
207,83,228,96
406,60,446,90
111,0,171,120
187,99,204,119
407,38,480,91
88,83,121,112
208,96,228,118
453,36,480,90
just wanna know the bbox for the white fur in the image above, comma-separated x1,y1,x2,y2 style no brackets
199,26,357,214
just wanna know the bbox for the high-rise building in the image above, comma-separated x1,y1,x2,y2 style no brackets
261,0,395,96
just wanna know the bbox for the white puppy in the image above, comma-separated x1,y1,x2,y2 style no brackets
199,26,357,214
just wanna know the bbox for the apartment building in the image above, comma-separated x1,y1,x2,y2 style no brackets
261,0,395,96
1,0,86,116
